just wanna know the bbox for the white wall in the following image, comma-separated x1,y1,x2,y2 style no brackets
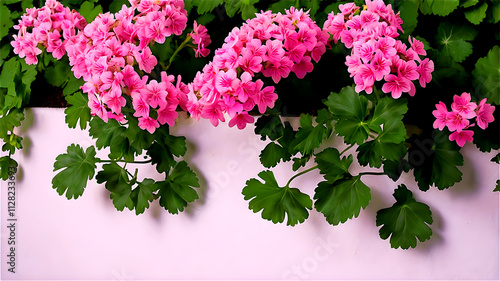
1,108,498,280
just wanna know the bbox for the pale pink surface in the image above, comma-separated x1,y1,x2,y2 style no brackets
1,108,499,280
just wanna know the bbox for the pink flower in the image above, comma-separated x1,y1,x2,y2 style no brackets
132,93,150,118
446,111,470,132
201,102,225,127
417,58,434,88
451,92,477,119
409,36,426,56
291,55,314,79
133,47,157,73
449,129,474,147
475,98,495,130
228,112,254,130
253,85,277,114
432,101,450,130
138,116,160,134
381,74,411,98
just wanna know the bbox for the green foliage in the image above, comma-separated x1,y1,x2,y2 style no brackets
376,185,433,249
464,1,488,25
315,147,352,183
0,155,17,181
412,131,464,191
472,45,500,104
52,144,99,199
325,86,370,145
157,161,200,214
65,93,91,130
435,22,477,63
242,170,313,226
314,176,371,226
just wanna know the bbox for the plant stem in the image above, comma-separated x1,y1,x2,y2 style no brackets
98,159,153,164
285,164,319,187
358,171,385,176
165,35,192,71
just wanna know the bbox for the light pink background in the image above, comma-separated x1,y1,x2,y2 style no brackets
1,108,499,280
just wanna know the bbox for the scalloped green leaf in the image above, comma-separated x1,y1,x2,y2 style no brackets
314,148,352,183
242,170,312,226
52,144,99,199
314,176,371,226
65,93,91,130
376,185,433,249
464,1,488,25
96,162,134,211
472,45,500,104
436,22,477,63
157,161,200,214
0,156,17,181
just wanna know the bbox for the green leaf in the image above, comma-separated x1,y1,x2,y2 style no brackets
290,114,329,156
242,170,312,226
431,0,459,16
383,159,410,182
62,75,84,96
325,87,370,145
147,133,187,174
52,144,99,199
96,162,134,211
464,1,488,24
488,1,500,23
2,134,23,154
0,108,24,138
494,180,500,192
260,142,290,168
129,178,155,215
255,113,284,141
376,185,433,249
223,0,258,19
436,22,477,63
472,45,500,104
461,0,479,8
314,176,371,226
369,97,408,129
0,3,14,41
314,148,352,183
89,117,133,160
193,0,223,14
0,156,17,181
292,155,311,171
78,1,102,22
0,57,19,88
108,0,129,13
44,59,72,87
412,131,464,191
357,140,406,169
64,93,91,130
269,1,295,13
397,0,420,34
157,161,200,214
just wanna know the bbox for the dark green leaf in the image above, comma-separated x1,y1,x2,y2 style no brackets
325,86,368,121
369,97,408,129
383,159,410,182
260,142,289,168
62,75,84,96
436,22,477,63
2,134,22,154
254,113,284,141
461,0,479,8
96,162,134,211
290,114,329,156
0,3,14,41
412,131,464,191
472,45,499,104
0,108,24,138
44,59,72,87
78,1,102,22
157,161,200,214
314,147,352,183
397,0,419,34
193,0,223,14
52,144,99,199
376,185,433,249
242,170,312,226
223,0,258,19
314,176,371,226
494,180,499,192
129,178,155,215
64,93,91,130
0,156,17,181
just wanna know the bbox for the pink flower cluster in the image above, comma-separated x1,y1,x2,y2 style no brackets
13,0,211,134
11,0,86,64
433,93,495,147
323,0,434,98
181,7,329,129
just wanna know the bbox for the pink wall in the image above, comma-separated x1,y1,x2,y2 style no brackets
1,108,499,280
